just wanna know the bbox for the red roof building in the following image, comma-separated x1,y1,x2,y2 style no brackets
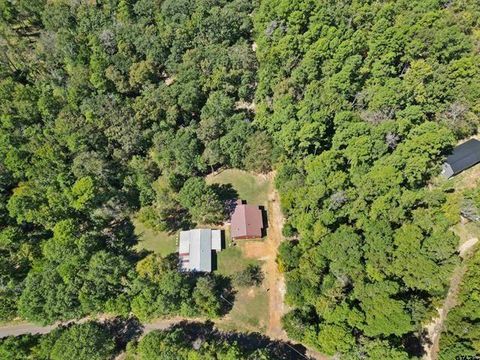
230,201,264,239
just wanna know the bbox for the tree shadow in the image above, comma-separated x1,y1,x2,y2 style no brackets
163,206,194,232
167,321,313,360
210,183,238,218
105,218,137,252
215,274,235,315
184,272,235,316
103,317,144,352
403,332,426,358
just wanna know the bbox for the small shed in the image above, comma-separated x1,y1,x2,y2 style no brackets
442,139,480,178
230,201,264,240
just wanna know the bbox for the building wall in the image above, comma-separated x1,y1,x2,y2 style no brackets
441,163,454,179
232,235,261,240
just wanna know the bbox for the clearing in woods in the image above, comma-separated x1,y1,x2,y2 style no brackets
207,170,288,339
133,217,177,256
242,184,288,339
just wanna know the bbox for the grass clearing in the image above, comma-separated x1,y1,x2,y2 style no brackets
216,244,260,277
133,169,273,334
215,231,268,333
207,169,274,334
446,161,480,247
215,229,260,275
206,169,271,206
451,163,480,191
133,218,177,256
217,286,269,333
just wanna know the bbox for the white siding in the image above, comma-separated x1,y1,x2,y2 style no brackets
179,231,190,254
211,230,222,251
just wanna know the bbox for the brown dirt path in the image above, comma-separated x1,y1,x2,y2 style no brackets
424,236,479,360
239,173,330,359
241,173,330,359
265,187,288,339
424,264,468,360
424,140,480,359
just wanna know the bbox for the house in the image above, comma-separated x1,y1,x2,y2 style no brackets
230,201,264,239
442,139,480,179
178,229,222,272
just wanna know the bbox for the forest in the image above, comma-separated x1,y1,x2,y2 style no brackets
0,320,288,359
1,0,479,359
438,185,480,359
0,0,263,326
262,0,480,357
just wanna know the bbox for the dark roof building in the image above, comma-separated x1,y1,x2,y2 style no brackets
230,201,264,240
442,139,480,179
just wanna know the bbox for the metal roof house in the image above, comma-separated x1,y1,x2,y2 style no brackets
442,139,480,179
230,201,264,240
179,229,222,272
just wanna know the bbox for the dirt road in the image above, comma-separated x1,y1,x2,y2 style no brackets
0,322,56,338
424,236,479,360
0,317,185,339
264,188,288,339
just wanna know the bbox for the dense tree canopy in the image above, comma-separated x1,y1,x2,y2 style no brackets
126,327,276,360
255,0,480,357
0,321,292,360
0,0,259,324
130,253,229,321
0,322,116,360
439,224,480,359
1,0,479,358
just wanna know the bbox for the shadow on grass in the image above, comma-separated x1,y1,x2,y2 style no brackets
167,320,313,360
210,183,239,218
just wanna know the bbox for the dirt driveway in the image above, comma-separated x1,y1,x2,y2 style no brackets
242,175,288,340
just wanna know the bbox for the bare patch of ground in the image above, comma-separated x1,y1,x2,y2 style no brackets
459,237,478,258
453,163,480,190
235,101,256,111
242,241,270,259
264,188,288,339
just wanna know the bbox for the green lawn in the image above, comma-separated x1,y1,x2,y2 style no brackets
215,228,258,275
214,232,268,333
133,218,177,256
206,170,270,332
133,170,271,333
206,169,271,206
217,286,269,333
